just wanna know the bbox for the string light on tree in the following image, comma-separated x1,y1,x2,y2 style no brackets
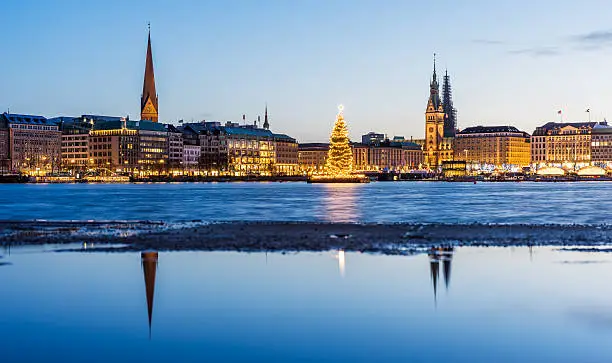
308,105,368,183
325,105,353,176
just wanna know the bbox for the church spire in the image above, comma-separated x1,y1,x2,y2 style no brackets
427,53,441,111
432,53,437,84
442,69,457,137
263,104,270,130
141,24,159,122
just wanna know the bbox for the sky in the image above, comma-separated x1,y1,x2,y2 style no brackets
1,0,612,142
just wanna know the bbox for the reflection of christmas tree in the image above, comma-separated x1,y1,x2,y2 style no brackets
325,106,353,176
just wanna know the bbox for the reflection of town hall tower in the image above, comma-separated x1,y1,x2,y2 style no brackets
424,56,454,169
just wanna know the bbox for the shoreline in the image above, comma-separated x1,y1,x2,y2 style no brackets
3,221,612,254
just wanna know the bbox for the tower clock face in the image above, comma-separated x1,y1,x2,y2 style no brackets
143,99,156,114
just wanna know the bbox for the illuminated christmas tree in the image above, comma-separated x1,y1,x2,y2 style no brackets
325,105,353,176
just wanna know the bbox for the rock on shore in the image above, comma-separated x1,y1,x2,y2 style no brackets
2,221,612,254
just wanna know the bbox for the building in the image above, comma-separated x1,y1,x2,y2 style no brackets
454,126,531,170
166,125,183,169
89,119,168,174
141,29,159,122
352,143,369,171
54,116,93,171
531,121,602,170
183,144,201,168
361,132,385,145
424,57,453,169
298,141,423,173
274,134,299,175
366,140,423,172
298,143,329,174
0,127,9,173
0,113,61,174
590,123,612,168
197,122,298,176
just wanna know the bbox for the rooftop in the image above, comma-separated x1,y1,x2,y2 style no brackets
92,120,167,132
1,113,55,126
458,125,528,135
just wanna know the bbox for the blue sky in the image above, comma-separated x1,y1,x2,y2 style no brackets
1,0,612,142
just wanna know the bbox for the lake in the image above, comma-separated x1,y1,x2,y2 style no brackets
1,245,611,362
0,181,611,224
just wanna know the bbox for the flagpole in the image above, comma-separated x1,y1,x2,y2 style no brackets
586,109,591,122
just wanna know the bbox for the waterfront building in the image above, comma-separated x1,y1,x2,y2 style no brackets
90,119,168,174
298,143,329,174
197,122,298,176
274,134,299,175
366,140,423,172
530,121,602,170
361,132,385,145
0,113,61,175
54,116,92,171
352,143,369,171
454,126,531,170
166,124,183,169
590,123,612,168
0,127,9,173
298,141,423,173
141,29,159,122
183,144,201,167
424,57,454,169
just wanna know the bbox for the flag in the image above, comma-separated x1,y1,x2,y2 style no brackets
557,110,562,114
586,108,590,113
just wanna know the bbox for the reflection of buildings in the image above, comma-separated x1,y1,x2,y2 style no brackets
142,251,158,338
428,247,454,304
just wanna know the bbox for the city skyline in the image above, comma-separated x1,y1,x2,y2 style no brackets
1,0,612,142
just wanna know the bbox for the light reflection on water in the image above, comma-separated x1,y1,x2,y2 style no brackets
321,184,360,222
2,182,612,224
1,247,612,362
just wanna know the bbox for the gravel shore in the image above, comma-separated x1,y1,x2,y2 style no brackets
2,221,612,254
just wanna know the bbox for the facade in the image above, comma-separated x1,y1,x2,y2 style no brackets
274,134,299,175
531,121,602,170
197,122,298,176
298,141,423,173
0,128,9,173
141,30,159,122
366,140,423,171
454,126,531,169
352,143,369,171
90,119,168,174
166,125,183,169
590,123,612,168
424,59,453,169
55,117,93,170
183,144,201,167
0,113,61,174
298,143,329,174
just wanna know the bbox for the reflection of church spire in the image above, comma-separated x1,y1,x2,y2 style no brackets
142,251,158,339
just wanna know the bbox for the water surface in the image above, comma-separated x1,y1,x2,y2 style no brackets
1,182,611,224
1,246,611,362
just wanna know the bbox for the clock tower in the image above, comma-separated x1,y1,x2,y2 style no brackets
141,26,159,122
424,55,445,169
